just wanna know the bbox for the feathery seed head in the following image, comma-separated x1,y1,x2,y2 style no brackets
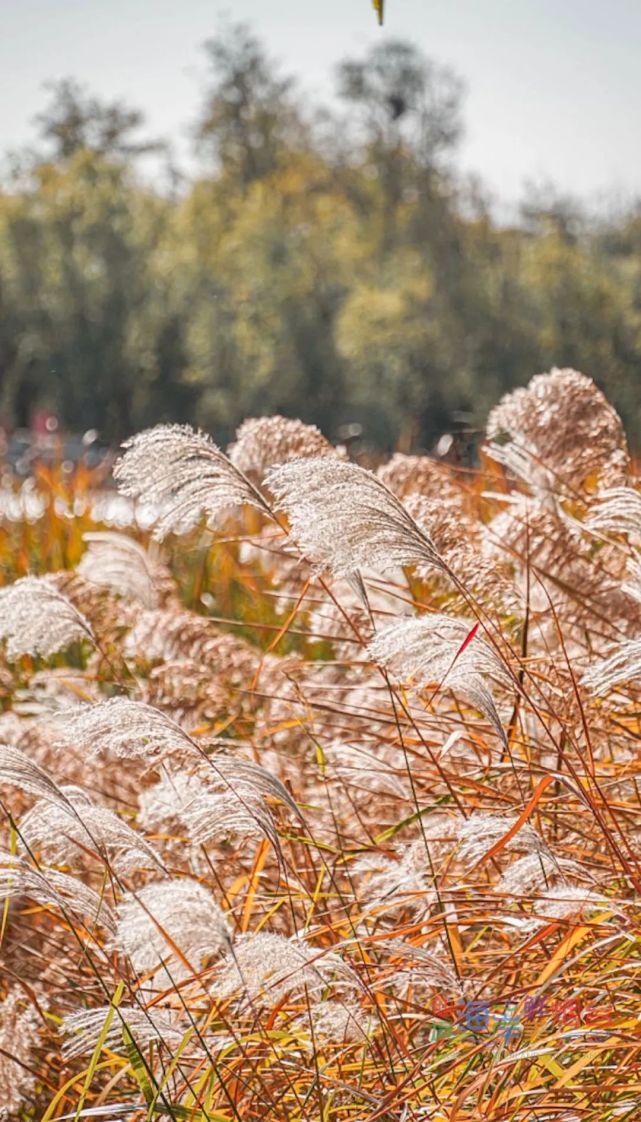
19,787,161,874
62,1004,186,1060
0,989,41,1115
51,697,196,761
377,453,463,503
78,531,174,608
486,367,629,494
298,999,371,1045
124,608,261,687
143,658,230,724
115,878,230,979
114,423,272,539
368,614,509,745
0,851,116,932
585,486,641,538
213,931,353,1007
525,884,609,929
0,575,94,660
0,742,72,806
498,853,584,897
229,414,338,480
350,843,437,916
138,762,284,852
581,637,641,696
455,813,548,868
265,457,448,579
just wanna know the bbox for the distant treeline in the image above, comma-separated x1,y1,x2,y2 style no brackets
2,23,641,450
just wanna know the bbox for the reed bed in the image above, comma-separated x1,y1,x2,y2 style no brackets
0,366,640,1121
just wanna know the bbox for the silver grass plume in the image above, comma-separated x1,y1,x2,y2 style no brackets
11,667,101,718
138,765,286,854
183,788,275,850
228,414,338,480
0,742,74,806
51,698,197,761
61,1004,186,1060
213,931,354,1007
138,749,300,863
0,851,116,932
623,553,641,605
114,878,230,979
585,486,641,538
486,367,629,494
379,938,461,994
486,433,554,500
404,493,522,618
143,658,230,724
47,570,131,649
455,813,549,868
265,457,449,579
200,754,302,853
296,1000,371,1045
78,531,171,608
0,574,94,660
19,786,161,875
113,424,273,539
138,770,207,831
377,452,464,504
522,884,609,931
0,989,41,1116
214,755,301,821
123,608,261,686
350,841,439,917
581,638,641,696
373,963,460,1006
322,741,407,799
367,614,509,746
497,853,586,897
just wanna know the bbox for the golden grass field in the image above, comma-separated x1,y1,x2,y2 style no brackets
0,367,640,1122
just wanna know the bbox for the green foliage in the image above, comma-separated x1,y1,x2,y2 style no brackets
2,26,641,448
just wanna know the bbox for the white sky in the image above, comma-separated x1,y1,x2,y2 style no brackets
2,0,641,204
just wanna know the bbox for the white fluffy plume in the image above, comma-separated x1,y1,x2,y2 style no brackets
213,931,355,1008
62,1004,186,1059
581,638,641,696
113,424,273,539
19,787,161,875
138,758,299,855
585,486,641,537
114,878,230,980
77,531,163,608
368,614,509,745
0,990,41,1115
0,851,116,932
0,575,94,660
51,697,197,761
0,742,73,806
455,813,549,868
228,414,338,478
264,457,449,579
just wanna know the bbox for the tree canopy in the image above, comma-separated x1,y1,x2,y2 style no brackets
1,24,641,449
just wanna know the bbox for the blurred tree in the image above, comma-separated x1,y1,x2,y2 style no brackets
0,152,193,439
2,27,641,452
336,39,462,169
177,152,347,439
196,23,305,190
34,79,163,161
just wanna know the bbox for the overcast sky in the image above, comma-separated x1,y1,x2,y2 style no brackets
3,0,641,205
